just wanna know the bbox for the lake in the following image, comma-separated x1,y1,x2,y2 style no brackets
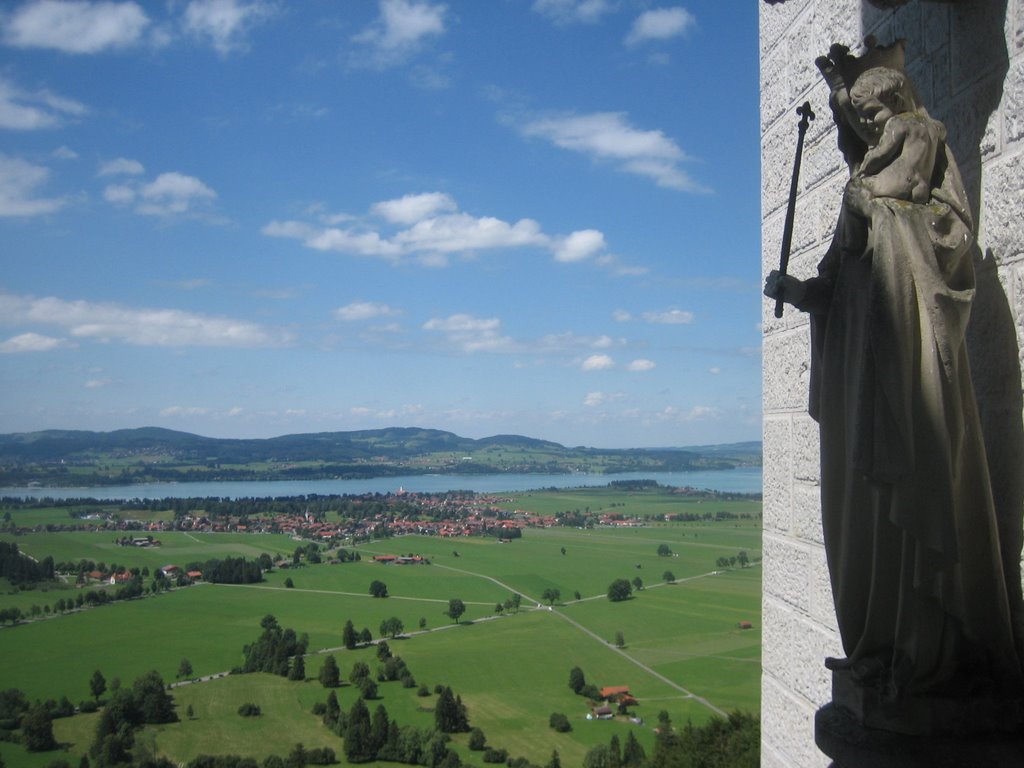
0,467,761,501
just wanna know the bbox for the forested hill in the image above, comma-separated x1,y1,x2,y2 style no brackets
0,427,761,486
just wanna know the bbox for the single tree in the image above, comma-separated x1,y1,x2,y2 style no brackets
542,587,560,605
632,576,643,591
419,617,427,630
369,580,388,598
89,669,106,702
186,704,195,720
657,543,672,557
380,617,404,639
446,598,466,624
568,666,586,694
358,627,373,645
607,579,633,602
21,704,57,752
622,731,646,768
609,734,622,768
342,619,357,650
574,590,582,601
284,577,295,588
177,657,193,679
289,654,305,681
319,655,340,688
614,630,625,648
663,571,676,584
548,750,562,768
738,550,750,567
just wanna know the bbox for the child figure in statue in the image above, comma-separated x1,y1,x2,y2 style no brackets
765,41,1024,735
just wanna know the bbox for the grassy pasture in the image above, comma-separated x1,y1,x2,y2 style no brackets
496,487,760,519
0,530,297,574
0,498,760,766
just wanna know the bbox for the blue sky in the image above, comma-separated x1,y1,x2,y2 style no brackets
0,0,760,448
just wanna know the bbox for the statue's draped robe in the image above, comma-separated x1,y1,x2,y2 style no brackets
803,114,1023,698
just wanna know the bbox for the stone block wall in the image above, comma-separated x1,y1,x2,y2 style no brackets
760,1,1024,766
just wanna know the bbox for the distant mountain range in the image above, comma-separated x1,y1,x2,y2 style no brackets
0,427,761,487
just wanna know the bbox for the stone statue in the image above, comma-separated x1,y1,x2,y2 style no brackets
765,40,1024,735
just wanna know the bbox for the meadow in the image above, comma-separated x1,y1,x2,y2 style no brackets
0,492,760,766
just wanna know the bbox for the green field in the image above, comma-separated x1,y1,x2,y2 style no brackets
0,495,760,766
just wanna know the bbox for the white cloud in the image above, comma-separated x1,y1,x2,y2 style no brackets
395,213,546,254
532,0,613,24
0,332,70,353
627,359,656,371
423,313,512,353
371,192,456,225
655,404,718,422
583,391,607,407
84,377,112,388
581,353,614,371
104,170,217,217
3,0,150,54
521,111,707,192
642,308,694,324
353,0,446,64
709,366,720,375
0,76,87,130
161,405,211,417
267,192,611,267
98,157,144,176
183,0,274,56
307,227,403,259
625,7,695,46
612,309,632,322
0,153,64,216
335,301,401,322
553,229,605,263
0,291,291,348
52,145,78,159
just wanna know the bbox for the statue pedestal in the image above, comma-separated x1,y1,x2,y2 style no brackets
815,704,1024,767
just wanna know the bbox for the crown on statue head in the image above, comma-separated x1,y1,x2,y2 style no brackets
816,37,906,95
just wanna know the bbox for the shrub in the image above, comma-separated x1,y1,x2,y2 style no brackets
482,748,508,763
468,727,487,750
237,703,261,717
549,712,572,732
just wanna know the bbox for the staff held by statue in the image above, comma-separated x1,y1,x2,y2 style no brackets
774,101,814,318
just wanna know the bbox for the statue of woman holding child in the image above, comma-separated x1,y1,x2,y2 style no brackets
765,40,1024,735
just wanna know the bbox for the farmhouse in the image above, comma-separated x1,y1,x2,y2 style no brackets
600,686,638,706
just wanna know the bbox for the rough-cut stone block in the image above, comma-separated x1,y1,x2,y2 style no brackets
810,547,841,634
759,0,806,59
762,125,794,218
1004,56,1024,145
763,416,792,533
952,4,1012,88
764,329,812,412
790,616,835,704
763,534,812,612
762,675,831,768
922,5,951,56
762,595,791,678
792,414,820,484
1014,0,1024,54
793,482,825,546
979,153,1024,264
808,0,861,67
761,46,789,137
